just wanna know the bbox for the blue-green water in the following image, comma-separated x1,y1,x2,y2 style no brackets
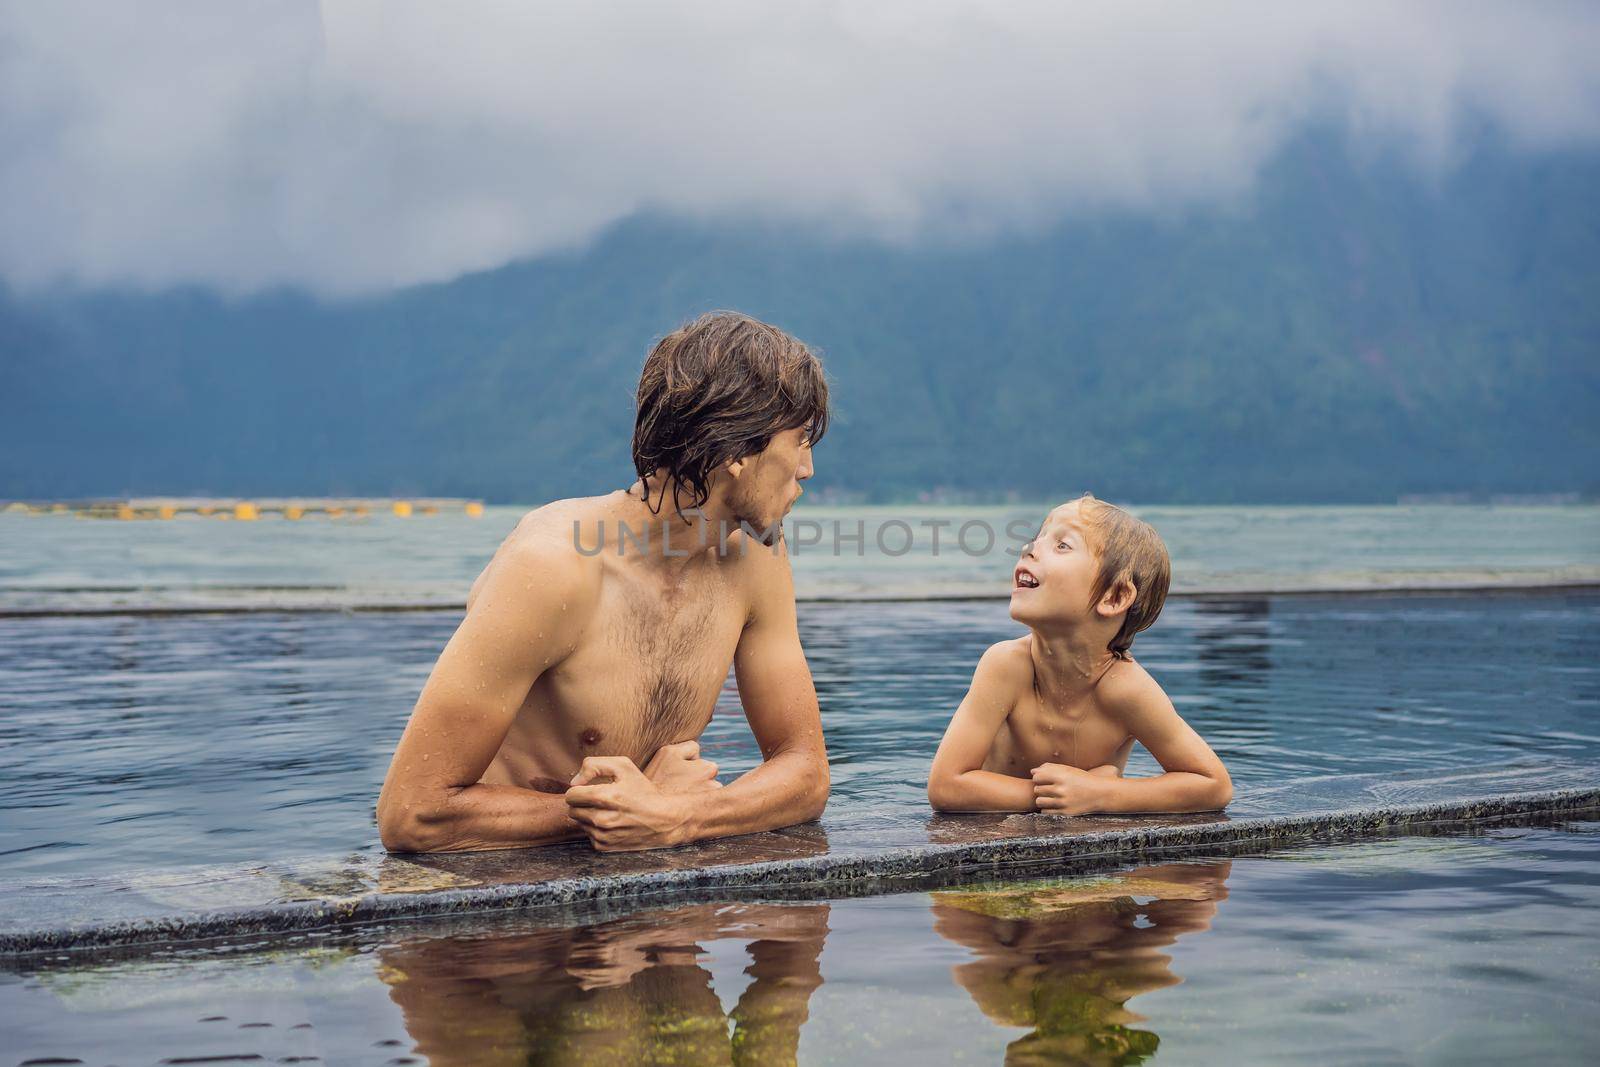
1,503,1598,879
1,592,1596,878
1,505,1597,1062
3,823,1597,1065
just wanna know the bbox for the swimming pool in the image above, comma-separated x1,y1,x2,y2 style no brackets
4,818,1596,1065
1,591,1595,879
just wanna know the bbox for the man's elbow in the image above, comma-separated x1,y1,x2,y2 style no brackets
927,773,962,812
377,797,449,854
798,758,830,822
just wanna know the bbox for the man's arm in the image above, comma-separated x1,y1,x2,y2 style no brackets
376,532,592,853
1033,666,1232,815
699,535,830,837
565,536,828,849
927,643,1036,812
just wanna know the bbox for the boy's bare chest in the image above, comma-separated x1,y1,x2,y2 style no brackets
988,695,1133,775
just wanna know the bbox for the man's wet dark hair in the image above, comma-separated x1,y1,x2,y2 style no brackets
632,311,829,515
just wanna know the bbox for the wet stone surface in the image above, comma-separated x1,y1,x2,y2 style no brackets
2,760,1597,955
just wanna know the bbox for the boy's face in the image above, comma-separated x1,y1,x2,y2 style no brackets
1009,501,1103,626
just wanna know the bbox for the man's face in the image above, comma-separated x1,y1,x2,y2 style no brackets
727,427,814,537
1009,501,1102,625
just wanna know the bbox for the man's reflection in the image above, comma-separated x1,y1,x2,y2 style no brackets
377,901,829,1066
931,860,1232,1065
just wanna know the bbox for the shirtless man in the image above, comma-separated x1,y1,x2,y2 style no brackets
377,312,830,853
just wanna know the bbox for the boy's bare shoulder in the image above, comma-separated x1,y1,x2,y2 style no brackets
975,636,1034,686
1096,655,1174,720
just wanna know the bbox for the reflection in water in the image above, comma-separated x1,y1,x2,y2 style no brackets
931,861,1232,1065
378,902,829,1066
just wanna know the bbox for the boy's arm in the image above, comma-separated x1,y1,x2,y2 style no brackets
1036,667,1232,815
928,644,1037,812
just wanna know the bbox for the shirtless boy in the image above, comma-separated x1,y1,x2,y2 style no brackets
927,494,1232,815
377,312,830,853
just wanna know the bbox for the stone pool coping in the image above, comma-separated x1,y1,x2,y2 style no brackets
4,577,1596,617
4,762,1597,957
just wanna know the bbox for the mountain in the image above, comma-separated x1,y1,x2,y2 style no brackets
3,130,1597,504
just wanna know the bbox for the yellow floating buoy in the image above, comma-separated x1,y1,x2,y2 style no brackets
392,501,413,517
353,506,369,518
285,505,304,521
158,505,176,520
465,501,484,518
234,502,259,521
327,507,345,518
116,505,135,521
197,506,214,516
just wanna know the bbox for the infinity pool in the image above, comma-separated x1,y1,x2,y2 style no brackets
3,819,1596,1065
1,591,1596,879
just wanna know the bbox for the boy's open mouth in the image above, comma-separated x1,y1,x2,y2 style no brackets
1014,567,1040,589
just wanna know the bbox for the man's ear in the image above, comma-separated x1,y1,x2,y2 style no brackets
1098,576,1136,617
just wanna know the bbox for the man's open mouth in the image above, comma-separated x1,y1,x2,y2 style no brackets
1014,567,1040,589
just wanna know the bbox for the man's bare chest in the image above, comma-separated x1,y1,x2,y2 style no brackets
525,582,747,764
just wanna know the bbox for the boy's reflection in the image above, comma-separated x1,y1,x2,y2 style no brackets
931,860,1231,1065
377,901,829,1066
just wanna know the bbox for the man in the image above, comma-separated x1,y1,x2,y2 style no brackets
377,312,830,853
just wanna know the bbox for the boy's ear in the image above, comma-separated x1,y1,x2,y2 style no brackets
1097,576,1137,617
725,457,747,478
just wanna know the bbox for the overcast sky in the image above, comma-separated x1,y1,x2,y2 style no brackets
2,0,1598,296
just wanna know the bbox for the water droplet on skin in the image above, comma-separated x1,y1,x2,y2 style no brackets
421,754,429,761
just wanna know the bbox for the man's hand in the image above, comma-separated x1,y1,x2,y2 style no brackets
643,740,724,795
566,756,696,851
1030,763,1113,815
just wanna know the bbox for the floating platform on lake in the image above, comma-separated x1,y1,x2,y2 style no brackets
2,760,1595,958
0,497,486,519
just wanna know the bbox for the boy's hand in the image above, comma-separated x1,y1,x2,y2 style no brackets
1030,763,1111,815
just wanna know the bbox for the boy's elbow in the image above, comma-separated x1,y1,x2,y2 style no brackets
1207,774,1233,810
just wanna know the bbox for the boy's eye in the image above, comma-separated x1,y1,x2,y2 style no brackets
1057,540,1070,550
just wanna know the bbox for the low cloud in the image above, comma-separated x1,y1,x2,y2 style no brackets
2,0,1598,295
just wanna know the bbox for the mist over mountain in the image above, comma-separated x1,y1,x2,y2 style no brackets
3,131,1597,504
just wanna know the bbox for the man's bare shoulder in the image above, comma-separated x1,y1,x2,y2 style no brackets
467,495,612,612
1096,655,1173,721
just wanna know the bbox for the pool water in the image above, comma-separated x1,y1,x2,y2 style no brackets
3,820,1596,1065
1,592,1595,879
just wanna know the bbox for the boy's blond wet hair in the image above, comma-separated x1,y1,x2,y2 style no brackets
1071,492,1171,659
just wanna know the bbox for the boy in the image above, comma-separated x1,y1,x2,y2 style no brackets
927,494,1232,815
